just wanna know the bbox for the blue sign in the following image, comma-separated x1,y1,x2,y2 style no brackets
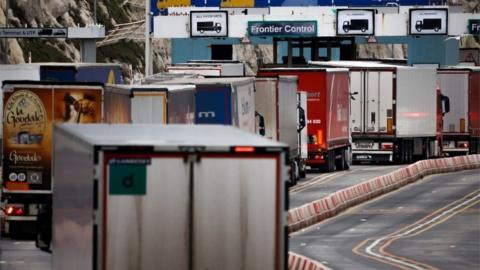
248,21,317,37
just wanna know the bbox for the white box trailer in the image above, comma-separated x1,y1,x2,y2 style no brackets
52,124,288,270
254,76,306,182
437,66,480,155
104,84,196,124
310,61,446,163
167,60,245,77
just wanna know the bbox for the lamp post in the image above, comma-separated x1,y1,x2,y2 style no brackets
3,0,9,64
145,0,152,76
93,0,97,23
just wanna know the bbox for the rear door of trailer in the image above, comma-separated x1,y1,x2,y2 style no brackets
99,150,284,270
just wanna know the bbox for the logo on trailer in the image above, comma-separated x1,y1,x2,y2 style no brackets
198,111,216,118
4,90,47,145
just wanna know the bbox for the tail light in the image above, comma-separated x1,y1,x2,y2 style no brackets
460,118,465,133
234,146,255,153
317,130,324,146
458,142,469,148
381,142,393,150
5,204,25,216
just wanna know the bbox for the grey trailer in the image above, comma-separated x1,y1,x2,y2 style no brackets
53,124,288,270
254,76,306,183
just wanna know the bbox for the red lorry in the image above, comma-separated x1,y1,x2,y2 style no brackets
258,67,351,172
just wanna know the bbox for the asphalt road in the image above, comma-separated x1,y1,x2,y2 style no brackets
290,169,480,270
290,164,406,209
0,239,50,270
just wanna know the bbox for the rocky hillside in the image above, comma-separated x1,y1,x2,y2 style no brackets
0,0,478,80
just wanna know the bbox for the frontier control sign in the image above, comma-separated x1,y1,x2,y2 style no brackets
248,21,317,37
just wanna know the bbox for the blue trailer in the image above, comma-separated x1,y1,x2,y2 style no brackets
195,84,233,125
161,77,258,134
39,63,123,84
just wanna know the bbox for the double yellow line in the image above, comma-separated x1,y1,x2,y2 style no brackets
353,189,480,270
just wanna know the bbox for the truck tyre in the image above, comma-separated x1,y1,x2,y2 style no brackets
335,150,345,171
327,150,335,172
299,163,306,178
401,140,413,164
343,148,351,170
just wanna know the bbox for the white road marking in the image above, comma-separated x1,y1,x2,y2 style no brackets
364,193,480,270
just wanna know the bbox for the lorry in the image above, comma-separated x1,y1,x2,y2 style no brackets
158,77,259,134
0,63,123,84
258,67,351,172
1,81,103,240
415,18,442,32
52,124,288,270
342,19,369,33
310,61,450,164
437,67,480,155
0,63,123,153
254,76,306,183
104,84,196,124
197,21,222,33
167,60,246,77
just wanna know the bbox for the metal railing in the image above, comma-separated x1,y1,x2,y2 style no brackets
96,20,145,47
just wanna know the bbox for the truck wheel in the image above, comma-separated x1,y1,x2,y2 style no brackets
327,151,335,172
434,27,439,32
299,165,306,178
216,28,221,33
361,27,366,32
343,148,351,170
335,150,345,171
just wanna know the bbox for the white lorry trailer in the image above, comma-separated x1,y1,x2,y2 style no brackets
52,124,288,270
254,76,306,182
167,60,245,77
104,84,196,124
310,61,449,163
437,67,480,155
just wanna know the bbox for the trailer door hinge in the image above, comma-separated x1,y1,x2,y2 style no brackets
184,154,201,164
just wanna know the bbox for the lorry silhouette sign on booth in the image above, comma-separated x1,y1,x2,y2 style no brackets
190,11,228,37
336,9,375,36
409,8,448,35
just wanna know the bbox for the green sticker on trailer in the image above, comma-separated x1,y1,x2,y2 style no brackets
109,164,147,195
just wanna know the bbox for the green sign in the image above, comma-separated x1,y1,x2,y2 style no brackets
468,19,480,35
109,164,147,195
248,21,317,37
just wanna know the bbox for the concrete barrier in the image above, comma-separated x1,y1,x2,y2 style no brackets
288,252,332,270
287,155,480,269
